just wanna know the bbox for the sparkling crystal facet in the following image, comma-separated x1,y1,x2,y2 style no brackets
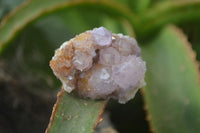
91,27,112,47
99,47,120,66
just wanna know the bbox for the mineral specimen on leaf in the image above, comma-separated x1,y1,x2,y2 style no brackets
50,27,146,103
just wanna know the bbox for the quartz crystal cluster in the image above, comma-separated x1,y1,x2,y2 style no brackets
50,27,146,103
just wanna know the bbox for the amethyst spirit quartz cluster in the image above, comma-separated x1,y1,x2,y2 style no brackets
50,27,146,104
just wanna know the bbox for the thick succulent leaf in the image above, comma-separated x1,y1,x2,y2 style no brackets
46,89,107,133
139,0,200,37
150,0,199,6
128,0,150,13
114,0,150,13
0,0,138,54
1,0,200,49
0,0,67,50
142,25,200,133
179,25,200,61
0,0,26,21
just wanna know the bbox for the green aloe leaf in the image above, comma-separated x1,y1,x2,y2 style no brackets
0,0,138,54
180,25,200,61
114,0,150,13
0,0,26,21
128,0,151,13
139,0,200,37
46,89,107,133
142,25,200,133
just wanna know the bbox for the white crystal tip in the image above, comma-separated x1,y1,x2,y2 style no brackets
50,26,146,104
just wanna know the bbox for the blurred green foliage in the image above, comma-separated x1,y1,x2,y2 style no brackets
0,0,200,133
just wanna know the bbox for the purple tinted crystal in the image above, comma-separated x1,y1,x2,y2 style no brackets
91,27,112,46
112,55,146,89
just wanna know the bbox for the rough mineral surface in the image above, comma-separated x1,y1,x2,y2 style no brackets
50,27,146,103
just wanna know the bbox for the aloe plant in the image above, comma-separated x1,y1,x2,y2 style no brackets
0,0,200,133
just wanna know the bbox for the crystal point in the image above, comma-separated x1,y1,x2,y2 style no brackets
91,27,112,47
